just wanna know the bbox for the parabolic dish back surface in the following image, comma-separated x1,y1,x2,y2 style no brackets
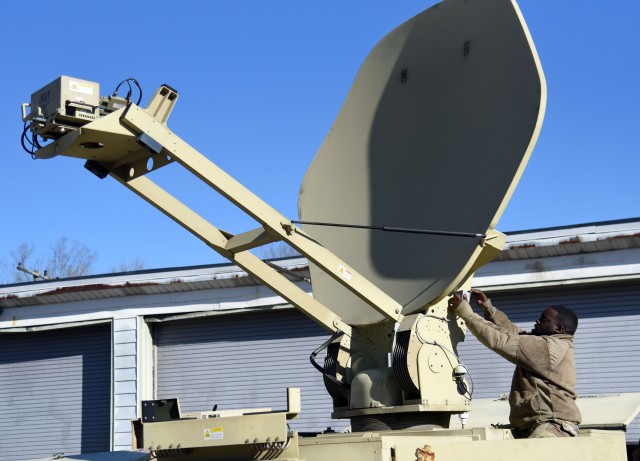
298,0,545,326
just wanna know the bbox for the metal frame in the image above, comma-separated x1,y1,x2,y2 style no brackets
36,90,420,337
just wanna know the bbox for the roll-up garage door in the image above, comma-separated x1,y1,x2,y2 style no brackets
155,309,348,433
456,281,640,442
0,323,111,461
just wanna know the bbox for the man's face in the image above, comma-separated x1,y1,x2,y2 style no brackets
531,308,560,335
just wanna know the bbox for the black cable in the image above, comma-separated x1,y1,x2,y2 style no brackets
292,220,486,239
20,123,32,152
457,380,469,397
33,133,43,149
309,330,349,387
113,77,143,105
21,122,37,159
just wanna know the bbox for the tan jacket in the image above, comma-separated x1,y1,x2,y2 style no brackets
456,300,582,429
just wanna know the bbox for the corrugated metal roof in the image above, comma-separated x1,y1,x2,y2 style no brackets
498,218,640,261
0,257,310,308
1,218,639,308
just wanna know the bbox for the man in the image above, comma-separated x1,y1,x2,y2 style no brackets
448,288,581,439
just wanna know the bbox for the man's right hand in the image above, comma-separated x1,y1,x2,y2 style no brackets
448,292,473,318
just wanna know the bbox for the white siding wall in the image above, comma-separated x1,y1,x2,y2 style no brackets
113,317,138,450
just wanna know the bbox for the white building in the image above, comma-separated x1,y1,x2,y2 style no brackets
1,218,639,460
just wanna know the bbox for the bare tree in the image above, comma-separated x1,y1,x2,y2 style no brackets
12,242,38,268
1,237,99,283
10,242,44,283
45,236,98,278
258,241,300,260
110,257,146,273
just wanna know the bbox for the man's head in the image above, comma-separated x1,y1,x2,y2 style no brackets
531,305,578,336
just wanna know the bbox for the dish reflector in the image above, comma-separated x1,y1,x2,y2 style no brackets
298,0,545,326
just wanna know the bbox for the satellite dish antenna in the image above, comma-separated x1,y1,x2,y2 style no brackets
298,0,546,326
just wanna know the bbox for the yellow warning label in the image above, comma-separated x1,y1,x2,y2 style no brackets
204,427,223,440
338,264,352,281
69,80,94,96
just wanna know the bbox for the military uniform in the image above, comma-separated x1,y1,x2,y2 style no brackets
454,299,581,438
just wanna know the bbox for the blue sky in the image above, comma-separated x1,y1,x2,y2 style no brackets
1,1,638,278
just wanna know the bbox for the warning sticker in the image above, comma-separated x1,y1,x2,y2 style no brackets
69,80,94,95
338,264,352,281
204,427,223,440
